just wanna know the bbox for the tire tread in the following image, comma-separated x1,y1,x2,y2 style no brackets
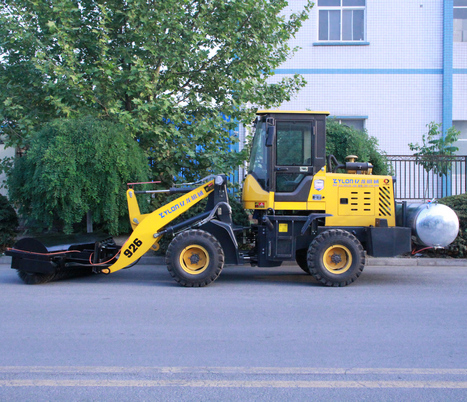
166,229,224,287
307,229,365,287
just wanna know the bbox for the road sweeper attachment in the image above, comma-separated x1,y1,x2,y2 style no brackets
7,235,119,284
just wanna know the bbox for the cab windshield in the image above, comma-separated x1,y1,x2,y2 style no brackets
248,121,268,189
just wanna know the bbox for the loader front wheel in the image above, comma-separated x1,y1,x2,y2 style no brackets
307,229,365,287
166,229,224,287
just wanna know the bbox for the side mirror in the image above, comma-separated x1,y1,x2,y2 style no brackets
266,125,275,147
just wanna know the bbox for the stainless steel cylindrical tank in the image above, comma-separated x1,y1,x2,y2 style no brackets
398,203,459,248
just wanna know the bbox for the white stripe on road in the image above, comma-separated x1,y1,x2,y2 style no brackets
1,367,467,389
0,379,467,388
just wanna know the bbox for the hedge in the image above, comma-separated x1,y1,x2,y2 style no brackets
0,194,18,253
427,194,467,258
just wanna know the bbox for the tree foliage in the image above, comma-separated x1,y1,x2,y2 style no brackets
7,117,149,234
0,0,313,184
326,120,390,175
409,122,460,176
0,193,18,252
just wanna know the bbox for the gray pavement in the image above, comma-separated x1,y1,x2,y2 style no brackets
0,259,466,401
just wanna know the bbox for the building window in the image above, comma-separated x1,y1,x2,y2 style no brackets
331,117,366,131
454,121,467,155
454,1,467,42
318,0,366,42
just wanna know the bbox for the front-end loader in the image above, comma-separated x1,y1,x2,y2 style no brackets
6,111,460,287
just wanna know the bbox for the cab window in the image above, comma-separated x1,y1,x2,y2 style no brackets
248,120,268,189
276,122,312,166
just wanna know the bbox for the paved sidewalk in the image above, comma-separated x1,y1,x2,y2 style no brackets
1,254,466,267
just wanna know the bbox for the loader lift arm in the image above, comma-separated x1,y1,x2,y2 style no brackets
103,175,227,274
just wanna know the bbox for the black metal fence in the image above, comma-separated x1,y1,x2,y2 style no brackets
387,155,467,200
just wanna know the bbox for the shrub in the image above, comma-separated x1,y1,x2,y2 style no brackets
0,194,18,252
7,117,150,235
426,194,467,258
326,120,390,175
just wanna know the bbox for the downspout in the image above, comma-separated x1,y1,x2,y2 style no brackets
443,0,454,197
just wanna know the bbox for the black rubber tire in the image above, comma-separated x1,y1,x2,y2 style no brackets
307,229,365,287
17,270,56,285
296,250,310,274
166,229,224,287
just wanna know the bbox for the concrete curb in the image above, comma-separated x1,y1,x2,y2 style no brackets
365,257,467,267
1,254,466,267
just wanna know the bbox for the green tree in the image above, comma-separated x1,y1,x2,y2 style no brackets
326,120,390,175
7,117,149,234
409,122,460,176
0,0,313,184
0,193,18,252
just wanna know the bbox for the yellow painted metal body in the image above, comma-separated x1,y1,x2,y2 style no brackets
242,171,396,227
322,173,396,227
242,174,274,210
106,180,215,273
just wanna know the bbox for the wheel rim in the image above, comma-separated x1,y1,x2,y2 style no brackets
179,245,210,275
322,245,352,274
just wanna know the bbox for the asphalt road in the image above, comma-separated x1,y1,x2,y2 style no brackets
0,261,466,401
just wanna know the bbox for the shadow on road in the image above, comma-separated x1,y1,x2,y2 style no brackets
1,261,433,289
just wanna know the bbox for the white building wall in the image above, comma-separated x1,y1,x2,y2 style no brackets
270,73,443,154
284,0,443,70
274,0,446,155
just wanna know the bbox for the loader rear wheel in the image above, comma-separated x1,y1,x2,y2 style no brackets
17,270,56,285
166,229,224,287
307,229,365,287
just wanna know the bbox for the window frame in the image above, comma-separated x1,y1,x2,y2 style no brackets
454,1,467,43
317,0,366,43
329,116,367,132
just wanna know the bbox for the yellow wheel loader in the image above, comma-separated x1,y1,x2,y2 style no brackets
6,111,459,287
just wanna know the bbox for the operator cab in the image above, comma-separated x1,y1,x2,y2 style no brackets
243,111,329,209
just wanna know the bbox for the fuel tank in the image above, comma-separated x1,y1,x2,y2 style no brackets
397,203,459,248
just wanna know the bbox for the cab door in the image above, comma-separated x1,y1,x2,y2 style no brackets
273,120,315,205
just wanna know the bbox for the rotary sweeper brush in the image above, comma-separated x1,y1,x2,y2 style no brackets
6,111,460,287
